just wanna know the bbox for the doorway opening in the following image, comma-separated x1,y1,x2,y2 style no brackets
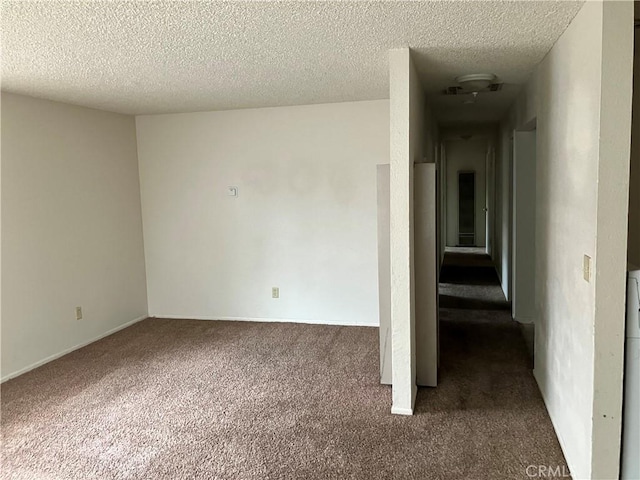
458,171,476,246
443,137,489,252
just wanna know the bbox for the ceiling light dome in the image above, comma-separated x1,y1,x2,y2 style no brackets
456,73,497,92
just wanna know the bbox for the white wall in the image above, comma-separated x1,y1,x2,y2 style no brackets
389,48,424,415
495,2,633,478
496,76,538,300
512,130,536,324
1,93,148,380
423,104,438,167
414,163,437,387
444,138,487,247
136,100,388,326
535,28,599,462
629,19,640,268
590,3,633,477
415,102,439,390
439,125,496,264
495,122,513,300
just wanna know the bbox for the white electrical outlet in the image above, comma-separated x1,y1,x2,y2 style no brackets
272,287,279,299
75,306,83,320
583,255,591,282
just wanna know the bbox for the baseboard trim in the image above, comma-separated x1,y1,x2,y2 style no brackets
390,387,417,416
150,314,378,328
1,315,148,383
391,405,414,415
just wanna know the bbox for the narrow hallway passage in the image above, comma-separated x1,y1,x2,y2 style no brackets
439,248,510,312
412,249,569,478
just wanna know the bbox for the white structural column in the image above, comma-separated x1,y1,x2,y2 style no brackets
389,48,424,415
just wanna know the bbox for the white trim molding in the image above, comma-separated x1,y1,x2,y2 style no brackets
1,315,148,383
390,405,414,416
150,314,378,328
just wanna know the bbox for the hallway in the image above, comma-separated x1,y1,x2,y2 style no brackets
439,249,509,311
411,250,569,478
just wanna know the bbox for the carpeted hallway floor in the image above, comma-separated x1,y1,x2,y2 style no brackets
1,253,568,479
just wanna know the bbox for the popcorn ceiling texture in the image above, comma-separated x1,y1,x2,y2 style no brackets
2,1,583,120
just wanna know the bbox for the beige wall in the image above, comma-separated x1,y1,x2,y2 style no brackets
1,93,148,380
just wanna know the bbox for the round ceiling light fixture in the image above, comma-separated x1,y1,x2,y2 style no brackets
455,73,497,92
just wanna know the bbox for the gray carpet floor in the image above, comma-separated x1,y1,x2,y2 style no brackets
1,256,567,479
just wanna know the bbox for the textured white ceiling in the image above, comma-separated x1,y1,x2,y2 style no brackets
2,1,583,123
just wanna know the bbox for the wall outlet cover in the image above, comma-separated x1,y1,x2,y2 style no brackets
75,306,83,320
272,287,279,299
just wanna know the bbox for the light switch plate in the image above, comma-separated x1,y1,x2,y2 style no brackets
227,186,238,197
583,255,591,282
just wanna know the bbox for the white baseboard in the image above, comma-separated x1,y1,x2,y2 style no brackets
390,387,417,415
1,315,148,383
391,405,414,415
150,314,378,328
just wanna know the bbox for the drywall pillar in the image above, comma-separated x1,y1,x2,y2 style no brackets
389,48,424,415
